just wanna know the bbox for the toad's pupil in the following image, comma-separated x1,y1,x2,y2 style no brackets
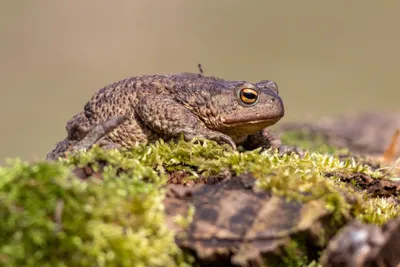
242,92,257,99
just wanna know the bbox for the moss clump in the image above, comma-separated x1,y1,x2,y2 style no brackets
356,197,400,225
67,139,397,225
1,139,399,266
0,159,186,267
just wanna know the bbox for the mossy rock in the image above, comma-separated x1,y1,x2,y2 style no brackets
1,138,399,266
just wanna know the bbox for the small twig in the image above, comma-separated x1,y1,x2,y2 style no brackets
383,129,400,162
197,63,204,75
377,128,400,178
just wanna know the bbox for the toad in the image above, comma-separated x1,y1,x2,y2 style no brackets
47,72,300,159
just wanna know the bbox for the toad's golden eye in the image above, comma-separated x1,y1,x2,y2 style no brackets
239,88,259,105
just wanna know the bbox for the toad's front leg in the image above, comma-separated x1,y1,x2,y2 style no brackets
136,95,237,149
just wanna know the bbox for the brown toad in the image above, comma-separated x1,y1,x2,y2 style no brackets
47,73,296,160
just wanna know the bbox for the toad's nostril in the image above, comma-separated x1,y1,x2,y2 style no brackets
268,98,276,103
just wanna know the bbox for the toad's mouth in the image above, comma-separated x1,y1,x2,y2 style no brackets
223,115,283,127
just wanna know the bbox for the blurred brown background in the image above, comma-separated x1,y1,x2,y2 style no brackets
0,0,399,161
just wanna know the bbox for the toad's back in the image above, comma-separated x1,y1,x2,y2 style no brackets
84,73,230,123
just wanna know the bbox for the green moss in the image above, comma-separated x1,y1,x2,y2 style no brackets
280,239,310,267
66,139,398,227
263,238,321,267
1,139,399,266
0,159,186,267
357,197,400,225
